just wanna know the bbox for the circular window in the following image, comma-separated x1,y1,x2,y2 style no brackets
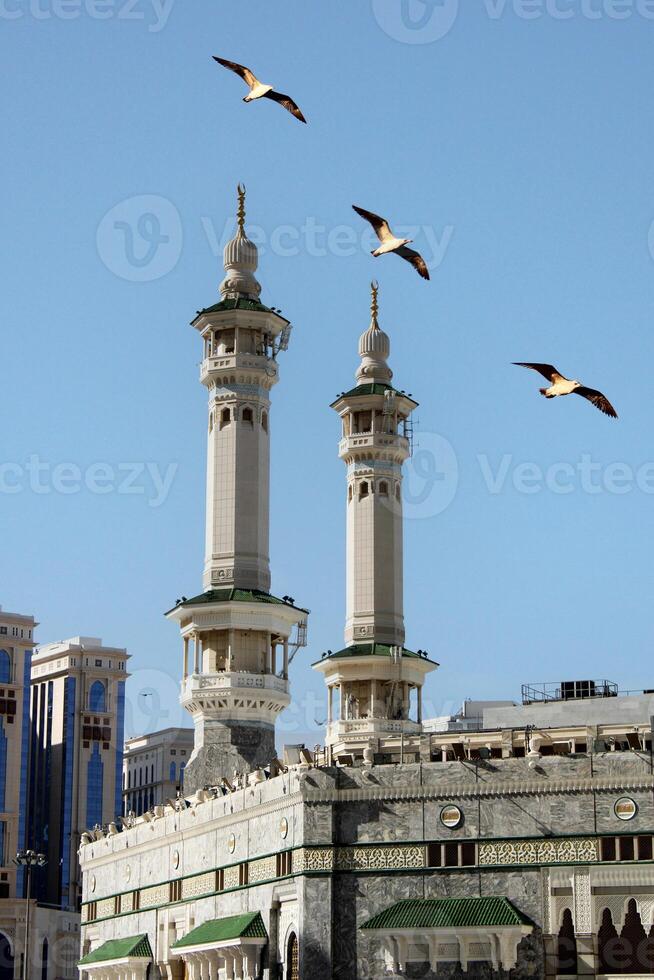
90,875,96,893
280,817,289,840
440,804,463,829
228,833,236,854
172,850,180,869
124,865,131,882
614,797,638,821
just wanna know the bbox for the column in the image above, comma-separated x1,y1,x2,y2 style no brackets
328,686,333,725
193,634,200,674
183,637,189,680
227,629,235,671
271,640,277,676
573,867,595,974
417,685,423,724
339,684,345,721
283,639,289,679
370,680,375,720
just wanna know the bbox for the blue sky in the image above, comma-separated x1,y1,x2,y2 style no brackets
3,0,654,743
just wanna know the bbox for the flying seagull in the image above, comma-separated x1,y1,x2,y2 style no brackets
212,57,307,123
352,205,430,280
513,363,618,418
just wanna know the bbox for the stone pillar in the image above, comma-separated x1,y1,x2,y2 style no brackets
417,685,423,723
227,629,235,671
183,637,189,680
283,639,289,679
328,686,333,725
271,641,277,676
193,634,200,674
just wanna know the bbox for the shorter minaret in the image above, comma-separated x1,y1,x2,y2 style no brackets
167,187,308,793
314,283,436,763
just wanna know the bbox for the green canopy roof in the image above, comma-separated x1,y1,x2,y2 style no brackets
172,913,267,949
194,298,288,321
79,935,153,966
313,643,438,666
167,589,308,616
331,383,418,406
361,897,533,932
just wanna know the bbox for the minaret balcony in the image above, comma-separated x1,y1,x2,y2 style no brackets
328,718,422,738
200,353,278,386
339,433,410,459
180,670,291,719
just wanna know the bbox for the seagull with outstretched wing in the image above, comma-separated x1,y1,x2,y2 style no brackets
213,57,307,123
513,363,618,418
352,205,430,280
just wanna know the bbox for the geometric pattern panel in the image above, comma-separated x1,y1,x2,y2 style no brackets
335,845,426,872
140,884,169,909
182,872,215,900
479,838,599,867
248,856,277,885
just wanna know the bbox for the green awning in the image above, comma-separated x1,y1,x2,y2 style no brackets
167,589,308,616
79,935,152,966
172,913,267,949
331,384,418,405
361,897,533,931
313,643,438,666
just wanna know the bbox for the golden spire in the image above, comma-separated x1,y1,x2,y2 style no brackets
236,183,246,234
370,280,379,329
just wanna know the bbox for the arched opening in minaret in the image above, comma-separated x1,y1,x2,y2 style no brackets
220,408,231,429
359,481,369,499
348,485,353,503
242,407,254,425
379,480,389,496
262,411,268,433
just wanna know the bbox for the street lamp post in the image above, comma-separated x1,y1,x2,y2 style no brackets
13,850,47,980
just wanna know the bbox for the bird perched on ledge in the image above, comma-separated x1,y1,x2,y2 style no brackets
513,363,618,418
213,56,307,123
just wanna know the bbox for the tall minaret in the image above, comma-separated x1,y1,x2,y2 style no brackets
167,187,308,793
314,284,436,762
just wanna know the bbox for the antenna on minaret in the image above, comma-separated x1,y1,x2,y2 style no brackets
236,183,246,234
370,280,379,329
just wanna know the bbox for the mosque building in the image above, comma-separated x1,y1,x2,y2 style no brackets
78,192,654,980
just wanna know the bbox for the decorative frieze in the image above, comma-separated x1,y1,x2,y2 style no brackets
249,856,277,884
181,872,215,900
479,837,599,867
223,865,240,890
96,898,114,919
140,884,169,909
335,844,425,872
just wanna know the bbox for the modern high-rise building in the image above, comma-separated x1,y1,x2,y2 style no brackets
166,186,308,794
28,636,129,911
0,605,34,898
0,606,81,980
122,728,194,816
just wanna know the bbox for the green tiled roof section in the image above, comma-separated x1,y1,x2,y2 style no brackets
168,589,308,615
361,898,533,931
332,384,418,403
79,935,153,965
314,644,438,665
172,913,267,948
196,298,274,316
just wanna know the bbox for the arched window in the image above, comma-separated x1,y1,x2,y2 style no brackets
598,908,620,974
359,481,369,499
261,412,268,433
286,933,299,980
556,909,577,975
0,932,14,980
395,484,401,501
0,721,7,812
242,407,254,425
86,744,104,828
0,652,9,684
41,938,48,980
348,486,353,503
89,681,106,712
220,408,231,430
620,899,650,974
379,481,389,496
169,761,176,782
